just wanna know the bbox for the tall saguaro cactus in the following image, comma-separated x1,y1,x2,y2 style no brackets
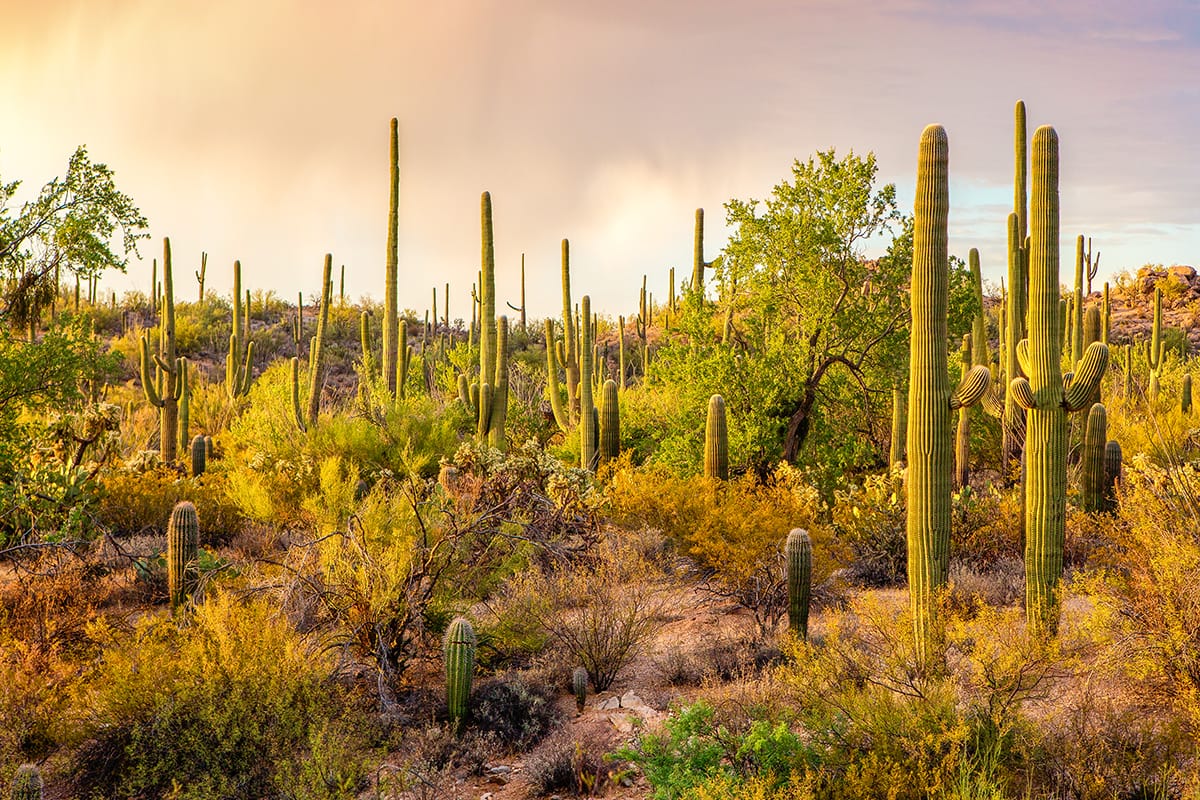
692,208,705,299
907,125,991,665
226,260,254,400
140,238,183,463
704,394,729,480
561,239,580,424
1010,126,1109,637
383,117,400,396
1002,212,1027,477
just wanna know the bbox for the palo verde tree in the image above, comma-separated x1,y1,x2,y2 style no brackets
0,146,147,331
704,149,974,470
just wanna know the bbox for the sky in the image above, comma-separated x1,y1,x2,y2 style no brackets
2,0,1199,320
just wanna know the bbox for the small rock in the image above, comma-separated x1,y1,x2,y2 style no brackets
480,794,494,800
597,695,622,711
487,766,512,775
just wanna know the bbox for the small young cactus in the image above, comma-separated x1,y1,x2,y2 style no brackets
190,433,206,477
167,501,200,610
704,394,728,480
1183,373,1193,414
572,665,588,713
443,617,476,729
785,528,812,639
1079,403,1107,513
10,765,42,800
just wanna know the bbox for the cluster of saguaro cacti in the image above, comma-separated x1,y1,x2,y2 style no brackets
704,394,728,480
167,500,200,610
1010,126,1109,637
140,238,186,464
10,765,42,800
443,617,476,729
225,260,254,400
291,256,333,432
906,125,992,664
573,665,588,713
785,528,812,639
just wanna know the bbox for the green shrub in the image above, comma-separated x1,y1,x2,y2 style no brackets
96,468,246,543
71,593,375,800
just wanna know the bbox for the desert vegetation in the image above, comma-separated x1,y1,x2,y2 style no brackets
2,104,1199,800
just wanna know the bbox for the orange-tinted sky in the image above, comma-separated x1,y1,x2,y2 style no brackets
2,0,1198,317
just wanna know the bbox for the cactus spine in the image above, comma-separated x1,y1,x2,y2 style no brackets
580,296,597,470
443,617,476,729
1079,403,1107,513
167,500,199,610
704,394,728,480
599,378,620,463
785,528,812,639
573,666,588,713
10,765,42,800
1010,126,1109,637
890,386,906,467
907,125,992,664
190,433,206,477
140,238,182,463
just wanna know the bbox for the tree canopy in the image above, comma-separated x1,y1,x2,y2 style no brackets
0,145,147,329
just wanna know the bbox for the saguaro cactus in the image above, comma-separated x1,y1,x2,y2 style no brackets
1103,440,1122,512
544,318,570,432
580,296,597,470
692,208,705,298
573,666,588,713
890,386,906,467
489,316,510,450
907,125,991,664
10,765,42,800
140,238,183,463
785,528,812,639
190,433,206,477
167,500,200,610
443,617,476,729
1079,403,1107,513
383,118,400,395
704,394,728,480
196,251,206,302
1184,373,1193,414
954,334,973,488
1010,126,1109,637
599,378,620,463
1002,212,1027,478
561,239,580,424
225,260,254,400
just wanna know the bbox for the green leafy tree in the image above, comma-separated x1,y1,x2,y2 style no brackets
0,145,147,330
646,150,976,478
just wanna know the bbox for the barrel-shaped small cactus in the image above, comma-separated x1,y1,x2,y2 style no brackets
1079,404,1107,513
704,394,728,480
573,665,588,713
599,379,620,463
167,501,200,610
190,433,206,477
10,765,42,800
785,528,812,639
443,617,476,728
